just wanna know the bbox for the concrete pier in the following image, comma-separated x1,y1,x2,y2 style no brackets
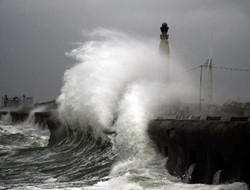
148,119,250,185
0,111,51,124
0,110,67,146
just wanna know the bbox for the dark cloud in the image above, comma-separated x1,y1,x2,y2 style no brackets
0,0,249,103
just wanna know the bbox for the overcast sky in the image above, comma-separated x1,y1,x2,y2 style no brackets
0,0,250,103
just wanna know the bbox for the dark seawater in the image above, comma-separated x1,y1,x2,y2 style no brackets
0,120,248,190
0,121,116,189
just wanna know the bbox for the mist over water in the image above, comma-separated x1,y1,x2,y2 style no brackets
56,29,248,190
58,29,169,133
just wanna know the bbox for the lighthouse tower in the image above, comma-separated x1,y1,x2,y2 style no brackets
159,22,170,82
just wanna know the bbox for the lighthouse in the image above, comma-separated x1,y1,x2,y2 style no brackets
159,22,170,82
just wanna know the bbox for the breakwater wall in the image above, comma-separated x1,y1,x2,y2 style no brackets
0,111,51,124
148,119,250,185
0,111,67,147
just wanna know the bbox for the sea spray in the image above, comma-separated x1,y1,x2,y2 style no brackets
111,82,168,172
1,112,12,125
57,29,190,188
57,29,172,136
25,105,47,125
56,29,248,189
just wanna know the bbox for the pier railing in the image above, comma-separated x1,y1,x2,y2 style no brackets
1,96,33,107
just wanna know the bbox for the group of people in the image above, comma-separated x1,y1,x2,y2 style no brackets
2,95,27,107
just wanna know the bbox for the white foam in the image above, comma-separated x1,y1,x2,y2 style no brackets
25,105,47,125
1,112,12,125
57,29,248,190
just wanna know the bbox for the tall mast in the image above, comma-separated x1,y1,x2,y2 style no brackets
208,34,213,104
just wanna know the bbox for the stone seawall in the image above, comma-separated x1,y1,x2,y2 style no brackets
148,119,250,185
0,111,67,146
0,111,50,124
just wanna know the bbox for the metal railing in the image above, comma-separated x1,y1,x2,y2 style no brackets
1,96,33,107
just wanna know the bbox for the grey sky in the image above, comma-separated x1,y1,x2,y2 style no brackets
0,0,249,103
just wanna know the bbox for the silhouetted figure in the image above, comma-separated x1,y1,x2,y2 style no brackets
13,96,19,106
23,94,26,104
4,95,8,107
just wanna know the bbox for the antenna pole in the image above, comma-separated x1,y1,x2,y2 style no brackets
199,65,203,114
208,34,213,104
